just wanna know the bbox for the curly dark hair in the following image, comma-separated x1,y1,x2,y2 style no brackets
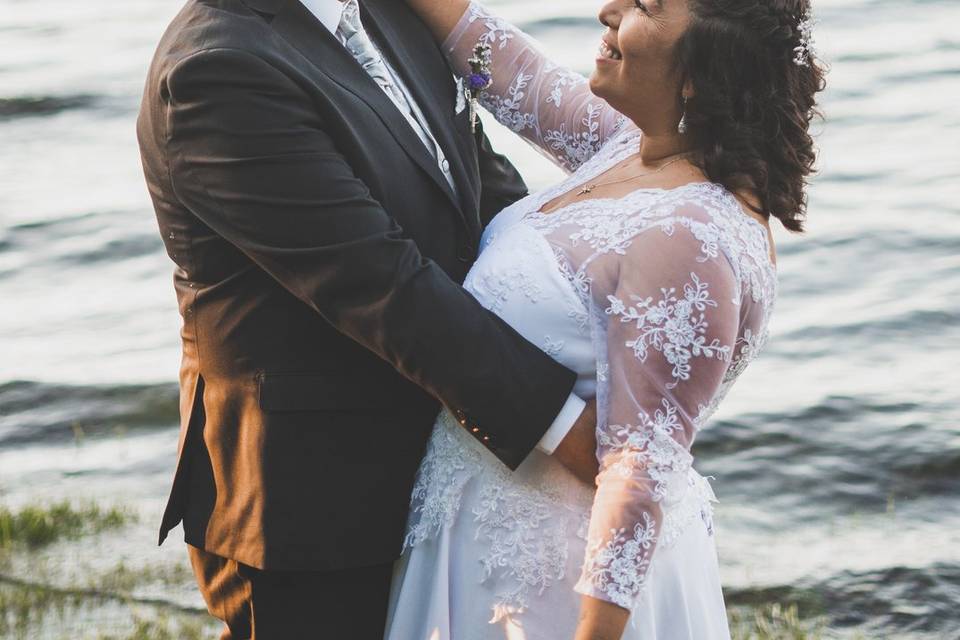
678,0,827,233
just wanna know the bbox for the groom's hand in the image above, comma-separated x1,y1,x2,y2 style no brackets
553,398,598,485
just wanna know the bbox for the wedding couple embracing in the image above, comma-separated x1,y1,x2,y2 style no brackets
136,0,823,636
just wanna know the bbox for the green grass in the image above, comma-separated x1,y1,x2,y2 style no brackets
0,501,136,550
729,602,826,640
0,579,856,640
0,579,215,640
89,562,193,594
96,613,213,640
0,580,83,639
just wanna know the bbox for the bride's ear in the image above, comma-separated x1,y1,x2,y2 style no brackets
681,77,695,99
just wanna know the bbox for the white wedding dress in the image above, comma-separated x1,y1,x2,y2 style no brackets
384,4,778,638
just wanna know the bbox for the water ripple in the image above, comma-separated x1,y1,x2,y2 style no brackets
0,94,99,120
726,563,960,636
0,381,178,447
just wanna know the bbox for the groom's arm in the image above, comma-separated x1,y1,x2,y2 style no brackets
158,47,577,471
474,120,600,482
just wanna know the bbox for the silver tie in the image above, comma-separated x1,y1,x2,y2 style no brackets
335,0,456,193
336,0,407,108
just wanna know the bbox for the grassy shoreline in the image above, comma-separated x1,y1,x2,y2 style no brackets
0,501,135,551
0,501,856,639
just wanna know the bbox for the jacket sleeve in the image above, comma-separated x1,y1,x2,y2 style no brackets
163,46,576,470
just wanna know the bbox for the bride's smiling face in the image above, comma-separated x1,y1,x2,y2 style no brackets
591,0,692,131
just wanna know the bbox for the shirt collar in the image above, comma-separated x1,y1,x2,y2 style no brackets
299,0,347,34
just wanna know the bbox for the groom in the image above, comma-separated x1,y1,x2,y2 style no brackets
137,0,597,636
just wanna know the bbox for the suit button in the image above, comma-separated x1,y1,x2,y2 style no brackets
457,245,472,263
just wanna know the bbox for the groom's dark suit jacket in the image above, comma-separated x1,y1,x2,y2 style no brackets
137,0,577,572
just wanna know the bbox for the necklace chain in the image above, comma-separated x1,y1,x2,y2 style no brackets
575,153,691,196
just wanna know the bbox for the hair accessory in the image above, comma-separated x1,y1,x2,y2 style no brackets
465,43,493,132
792,10,816,67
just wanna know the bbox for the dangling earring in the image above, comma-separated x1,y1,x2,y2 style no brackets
678,96,688,134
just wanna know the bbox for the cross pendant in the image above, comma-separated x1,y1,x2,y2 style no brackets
577,184,594,196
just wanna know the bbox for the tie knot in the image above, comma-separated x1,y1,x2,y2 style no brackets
337,0,363,39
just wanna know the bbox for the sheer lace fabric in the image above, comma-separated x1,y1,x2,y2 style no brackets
541,185,775,607
444,2,627,172
397,0,778,623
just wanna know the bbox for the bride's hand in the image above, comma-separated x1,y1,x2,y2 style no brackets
405,0,470,43
573,595,630,640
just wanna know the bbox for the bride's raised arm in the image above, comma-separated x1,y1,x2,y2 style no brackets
408,0,628,172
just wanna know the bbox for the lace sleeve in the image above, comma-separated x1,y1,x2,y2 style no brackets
573,210,741,610
442,1,628,172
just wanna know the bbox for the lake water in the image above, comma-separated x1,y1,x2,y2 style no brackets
1,0,958,637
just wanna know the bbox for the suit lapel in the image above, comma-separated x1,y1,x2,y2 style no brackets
361,0,481,228
254,0,465,216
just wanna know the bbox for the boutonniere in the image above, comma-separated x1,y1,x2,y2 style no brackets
465,42,492,133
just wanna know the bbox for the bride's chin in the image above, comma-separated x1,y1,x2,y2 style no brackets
588,72,606,98
589,77,618,108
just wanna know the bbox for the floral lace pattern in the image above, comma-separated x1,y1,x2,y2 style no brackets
468,246,546,313
403,410,482,548
543,63,587,108
472,472,570,622
484,72,537,134
549,188,772,605
542,335,565,357
605,270,733,389
596,397,695,502
541,103,605,172
405,410,591,621
577,512,657,608
550,245,591,334
405,407,719,620
444,3,628,172
466,3,515,50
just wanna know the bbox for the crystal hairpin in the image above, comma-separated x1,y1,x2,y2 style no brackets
792,11,816,67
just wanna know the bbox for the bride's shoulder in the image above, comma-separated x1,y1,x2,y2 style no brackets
624,181,776,274
629,181,730,222
640,181,762,233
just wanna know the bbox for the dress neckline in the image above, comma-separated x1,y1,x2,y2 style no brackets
532,180,714,218
526,180,777,271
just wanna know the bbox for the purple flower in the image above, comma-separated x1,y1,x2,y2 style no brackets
468,73,490,90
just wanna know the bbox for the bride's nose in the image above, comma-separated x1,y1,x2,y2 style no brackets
598,0,621,30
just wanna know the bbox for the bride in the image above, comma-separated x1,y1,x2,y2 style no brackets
386,0,824,637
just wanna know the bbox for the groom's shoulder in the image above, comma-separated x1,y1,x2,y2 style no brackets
152,0,277,71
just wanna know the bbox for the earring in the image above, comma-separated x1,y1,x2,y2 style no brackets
678,96,688,134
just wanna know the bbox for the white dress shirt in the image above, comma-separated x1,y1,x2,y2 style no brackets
299,0,584,454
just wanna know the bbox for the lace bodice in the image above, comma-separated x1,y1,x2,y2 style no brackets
402,1,778,618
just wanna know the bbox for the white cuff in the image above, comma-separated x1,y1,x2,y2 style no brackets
536,393,586,455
